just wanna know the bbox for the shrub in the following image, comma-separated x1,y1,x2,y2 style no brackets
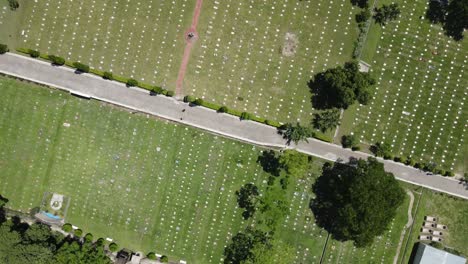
414,162,422,169
351,146,361,151
0,44,9,54
150,86,162,94
126,78,138,87
84,233,93,242
160,255,168,263
393,156,401,162
28,49,40,58
96,238,105,246
444,171,454,177
184,95,195,103
49,55,65,66
165,90,174,97
8,0,19,10
73,62,90,73
265,119,281,127
194,98,204,106
341,134,358,148
240,112,251,120
383,154,393,160
147,252,157,260
218,106,228,113
405,156,415,166
436,169,444,175
103,71,113,80
74,229,83,237
62,223,72,232
109,242,119,252
356,8,371,23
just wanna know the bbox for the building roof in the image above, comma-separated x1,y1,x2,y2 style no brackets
413,243,466,264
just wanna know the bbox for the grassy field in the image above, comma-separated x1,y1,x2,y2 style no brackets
398,187,468,263
341,0,467,173
0,76,333,263
0,76,442,264
0,0,194,90
0,0,359,126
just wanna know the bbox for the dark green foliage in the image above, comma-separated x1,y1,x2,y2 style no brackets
311,158,405,247
350,0,369,8
374,4,401,26
426,0,447,24
165,90,174,97
356,8,371,23
223,228,270,264
126,78,138,87
313,108,341,132
147,252,156,260
28,49,40,58
96,238,105,246
393,156,402,162
84,233,93,243
309,61,375,109
429,241,444,249
265,119,281,127
444,171,454,177
194,98,204,105
240,112,251,120
160,255,168,263
0,44,8,54
370,141,392,157
8,0,19,10
236,183,259,220
49,55,65,66
151,86,163,94
0,195,7,208
351,146,360,151
257,150,281,176
218,106,228,113
108,242,118,252
62,223,72,232
414,162,422,169
0,211,111,264
103,71,113,80
73,62,90,73
184,95,196,103
341,134,358,148
444,0,468,41
405,156,415,166
74,229,82,237
279,122,314,145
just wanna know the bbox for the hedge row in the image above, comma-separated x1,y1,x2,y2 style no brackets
16,48,174,97
382,154,454,177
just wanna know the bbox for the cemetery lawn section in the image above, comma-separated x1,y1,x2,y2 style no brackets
183,0,359,123
0,76,438,264
399,187,468,264
341,0,467,173
1,0,195,91
1,0,359,125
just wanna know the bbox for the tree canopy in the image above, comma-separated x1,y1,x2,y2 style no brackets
309,61,375,110
236,183,260,220
278,150,310,179
313,108,341,132
370,141,392,157
374,4,401,26
310,158,405,247
223,228,270,264
279,122,314,145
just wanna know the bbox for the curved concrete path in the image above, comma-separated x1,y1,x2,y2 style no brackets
0,53,467,199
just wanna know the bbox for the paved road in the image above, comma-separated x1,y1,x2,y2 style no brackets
1,53,467,199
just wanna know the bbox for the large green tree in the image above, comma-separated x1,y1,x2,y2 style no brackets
444,0,468,41
223,228,270,264
278,150,310,178
309,61,375,109
311,158,405,247
374,4,401,26
236,183,260,220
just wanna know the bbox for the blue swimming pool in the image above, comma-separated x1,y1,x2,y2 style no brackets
43,212,61,220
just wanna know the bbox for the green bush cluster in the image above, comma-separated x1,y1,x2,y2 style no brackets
109,242,119,252
146,252,156,260
240,112,252,120
49,55,65,66
103,71,113,80
73,62,90,73
27,49,40,58
84,233,93,242
126,78,138,87
160,255,168,263
62,223,72,232
74,229,83,237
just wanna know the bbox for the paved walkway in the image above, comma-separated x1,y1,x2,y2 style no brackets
0,53,467,199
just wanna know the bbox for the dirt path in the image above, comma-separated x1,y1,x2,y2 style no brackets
393,190,415,264
175,0,203,98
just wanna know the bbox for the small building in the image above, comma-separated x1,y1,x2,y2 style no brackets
413,243,466,264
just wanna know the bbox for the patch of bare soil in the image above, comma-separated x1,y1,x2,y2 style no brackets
282,32,299,57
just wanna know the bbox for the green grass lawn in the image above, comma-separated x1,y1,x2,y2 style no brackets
341,0,467,173
398,187,468,263
0,76,334,263
0,0,359,126
0,76,439,264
